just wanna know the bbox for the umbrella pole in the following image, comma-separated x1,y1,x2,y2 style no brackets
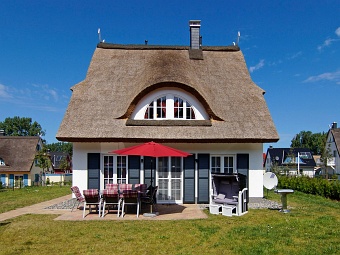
150,158,153,213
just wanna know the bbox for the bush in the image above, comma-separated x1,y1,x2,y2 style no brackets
278,175,340,200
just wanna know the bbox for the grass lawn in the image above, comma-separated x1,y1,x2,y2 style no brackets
0,189,339,255
0,185,71,213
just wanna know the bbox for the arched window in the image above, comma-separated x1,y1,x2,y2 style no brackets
132,89,208,120
144,96,196,120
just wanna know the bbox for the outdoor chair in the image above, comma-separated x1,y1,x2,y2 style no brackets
101,189,121,217
105,183,119,190
141,185,158,212
121,190,139,218
210,174,248,216
82,189,102,218
134,184,147,196
70,186,85,212
119,183,133,198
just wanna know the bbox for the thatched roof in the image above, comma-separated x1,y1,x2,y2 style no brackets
0,136,40,173
57,43,279,143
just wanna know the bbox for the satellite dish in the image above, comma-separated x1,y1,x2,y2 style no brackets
263,172,278,190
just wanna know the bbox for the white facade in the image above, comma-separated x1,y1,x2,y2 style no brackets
326,131,340,176
72,142,264,202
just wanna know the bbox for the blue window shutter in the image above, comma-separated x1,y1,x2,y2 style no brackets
88,153,100,189
237,154,249,190
128,156,140,184
1,174,6,186
183,154,195,203
9,174,14,187
197,154,210,203
23,174,28,186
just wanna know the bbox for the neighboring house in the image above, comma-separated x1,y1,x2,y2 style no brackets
57,20,279,203
50,152,72,174
325,122,340,178
0,136,52,187
264,147,316,177
313,155,322,176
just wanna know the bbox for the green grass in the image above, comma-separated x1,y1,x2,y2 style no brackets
0,189,339,255
0,185,71,213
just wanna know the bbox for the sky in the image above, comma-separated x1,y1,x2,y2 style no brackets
0,1,339,151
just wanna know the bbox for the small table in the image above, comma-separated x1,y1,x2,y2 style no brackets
275,189,294,213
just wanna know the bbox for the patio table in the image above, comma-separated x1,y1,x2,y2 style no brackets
275,189,294,213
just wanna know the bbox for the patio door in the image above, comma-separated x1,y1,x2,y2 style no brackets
157,157,182,203
103,155,127,188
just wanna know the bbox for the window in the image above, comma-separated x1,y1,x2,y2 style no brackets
103,155,127,186
299,152,312,159
133,89,208,120
145,95,195,120
211,156,235,174
0,158,5,166
117,156,127,184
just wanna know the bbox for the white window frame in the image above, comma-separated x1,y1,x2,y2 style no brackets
103,155,128,187
211,155,236,174
132,88,209,120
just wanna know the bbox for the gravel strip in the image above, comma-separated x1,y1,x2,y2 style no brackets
46,198,280,210
45,198,77,210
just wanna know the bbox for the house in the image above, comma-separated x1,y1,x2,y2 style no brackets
264,147,316,177
324,122,340,178
57,20,279,203
0,136,52,187
50,152,72,174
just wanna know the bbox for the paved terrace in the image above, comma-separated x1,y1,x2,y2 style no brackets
0,195,280,221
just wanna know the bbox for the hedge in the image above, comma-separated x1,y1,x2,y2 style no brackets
278,176,340,200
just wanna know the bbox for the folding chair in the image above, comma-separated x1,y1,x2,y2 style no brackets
70,186,85,212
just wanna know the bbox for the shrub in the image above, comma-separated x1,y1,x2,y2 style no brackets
278,176,340,200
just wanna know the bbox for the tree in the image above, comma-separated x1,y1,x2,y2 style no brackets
291,131,326,155
320,144,334,179
0,116,45,137
35,146,52,186
45,142,73,156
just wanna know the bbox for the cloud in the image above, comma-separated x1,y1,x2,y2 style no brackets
0,84,12,98
249,59,265,73
32,84,60,102
335,27,340,37
303,70,340,85
317,27,340,51
0,83,69,112
287,51,302,60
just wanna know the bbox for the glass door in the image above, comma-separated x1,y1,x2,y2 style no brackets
157,157,182,203
103,155,127,188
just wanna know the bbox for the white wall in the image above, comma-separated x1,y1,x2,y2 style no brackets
72,142,265,198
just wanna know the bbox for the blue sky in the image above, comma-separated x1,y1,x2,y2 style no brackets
0,1,339,151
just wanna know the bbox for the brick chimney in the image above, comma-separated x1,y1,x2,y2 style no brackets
189,20,201,49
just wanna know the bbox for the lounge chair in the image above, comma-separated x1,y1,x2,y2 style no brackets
70,186,85,212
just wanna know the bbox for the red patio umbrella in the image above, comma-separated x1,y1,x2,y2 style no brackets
110,142,191,186
111,141,191,158
109,141,191,214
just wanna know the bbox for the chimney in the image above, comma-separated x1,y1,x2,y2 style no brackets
332,122,337,129
189,20,201,49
